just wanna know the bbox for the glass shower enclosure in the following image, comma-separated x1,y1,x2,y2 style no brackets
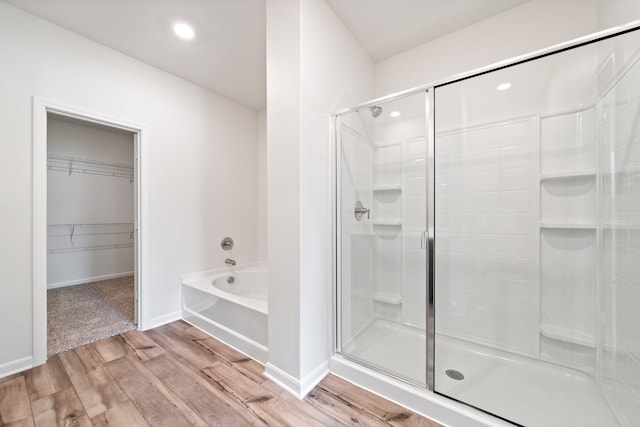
335,25,640,427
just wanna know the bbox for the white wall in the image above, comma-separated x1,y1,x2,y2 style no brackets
375,0,599,98
266,0,303,389
266,0,373,395
47,118,134,287
0,2,258,375
299,0,374,382
258,109,268,262
597,0,640,29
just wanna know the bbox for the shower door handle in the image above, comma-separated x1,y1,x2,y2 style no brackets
420,231,428,250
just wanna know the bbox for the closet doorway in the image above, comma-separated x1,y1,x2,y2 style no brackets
47,115,136,355
33,99,148,366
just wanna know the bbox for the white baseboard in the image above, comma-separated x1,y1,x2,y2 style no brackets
300,361,330,397
0,356,33,379
264,360,329,399
264,363,301,397
147,311,181,330
47,271,134,289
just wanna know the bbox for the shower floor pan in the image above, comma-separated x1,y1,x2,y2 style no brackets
342,319,427,386
342,319,617,426
435,334,618,426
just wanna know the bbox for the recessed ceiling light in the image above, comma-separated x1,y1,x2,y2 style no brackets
173,22,195,40
390,111,401,118
497,82,512,91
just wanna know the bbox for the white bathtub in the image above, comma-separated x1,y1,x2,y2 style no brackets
181,263,268,363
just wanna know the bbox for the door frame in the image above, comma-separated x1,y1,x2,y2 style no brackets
32,97,150,366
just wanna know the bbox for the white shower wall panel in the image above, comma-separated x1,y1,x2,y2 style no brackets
373,145,401,188
600,48,640,424
365,96,428,327
402,138,427,327
340,127,374,341
598,47,640,427
540,109,596,176
435,117,539,356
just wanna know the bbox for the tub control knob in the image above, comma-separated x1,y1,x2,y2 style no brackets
354,201,370,221
221,237,234,251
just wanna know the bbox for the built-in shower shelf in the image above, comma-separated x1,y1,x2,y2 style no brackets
373,293,402,305
372,221,402,227
540,170,596,181
540,222,596,230
372,185,402,192
540,324,595,347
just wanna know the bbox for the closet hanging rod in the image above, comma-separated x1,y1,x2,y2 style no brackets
47,223,134,235
47,243,134,254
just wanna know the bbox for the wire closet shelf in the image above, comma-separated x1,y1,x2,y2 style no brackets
47,223,134,253
47,154,134,181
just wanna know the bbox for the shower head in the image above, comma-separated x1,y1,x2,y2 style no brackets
370,105,383,118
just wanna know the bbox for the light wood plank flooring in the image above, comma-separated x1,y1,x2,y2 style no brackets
0,320,442,426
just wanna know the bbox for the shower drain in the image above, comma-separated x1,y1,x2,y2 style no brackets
445,369,465,381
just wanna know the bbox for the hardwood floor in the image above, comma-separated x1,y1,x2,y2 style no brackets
0,321,442,426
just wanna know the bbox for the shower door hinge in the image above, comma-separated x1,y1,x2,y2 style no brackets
420,231,428,250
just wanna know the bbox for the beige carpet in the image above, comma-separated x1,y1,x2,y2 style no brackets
47,276,136,356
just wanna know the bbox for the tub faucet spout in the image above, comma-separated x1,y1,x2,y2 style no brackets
225,258,236,266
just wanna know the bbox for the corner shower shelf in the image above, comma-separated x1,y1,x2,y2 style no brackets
372,220,402,226
540,324,595,347
540,222,596,230
372,185,402,192
48,153,134,181
540,170,596,181
47,223,134,253
373,293,402,305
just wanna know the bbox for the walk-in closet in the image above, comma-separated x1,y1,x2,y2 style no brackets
47,115,136,355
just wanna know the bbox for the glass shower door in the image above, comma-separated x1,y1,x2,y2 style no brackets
599,30,640,426
433,27,640,426
336,92,428,386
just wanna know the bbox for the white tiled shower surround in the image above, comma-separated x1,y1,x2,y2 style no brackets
435,117,539,356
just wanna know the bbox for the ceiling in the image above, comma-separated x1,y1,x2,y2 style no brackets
325,0,529,62
3,0,529,110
